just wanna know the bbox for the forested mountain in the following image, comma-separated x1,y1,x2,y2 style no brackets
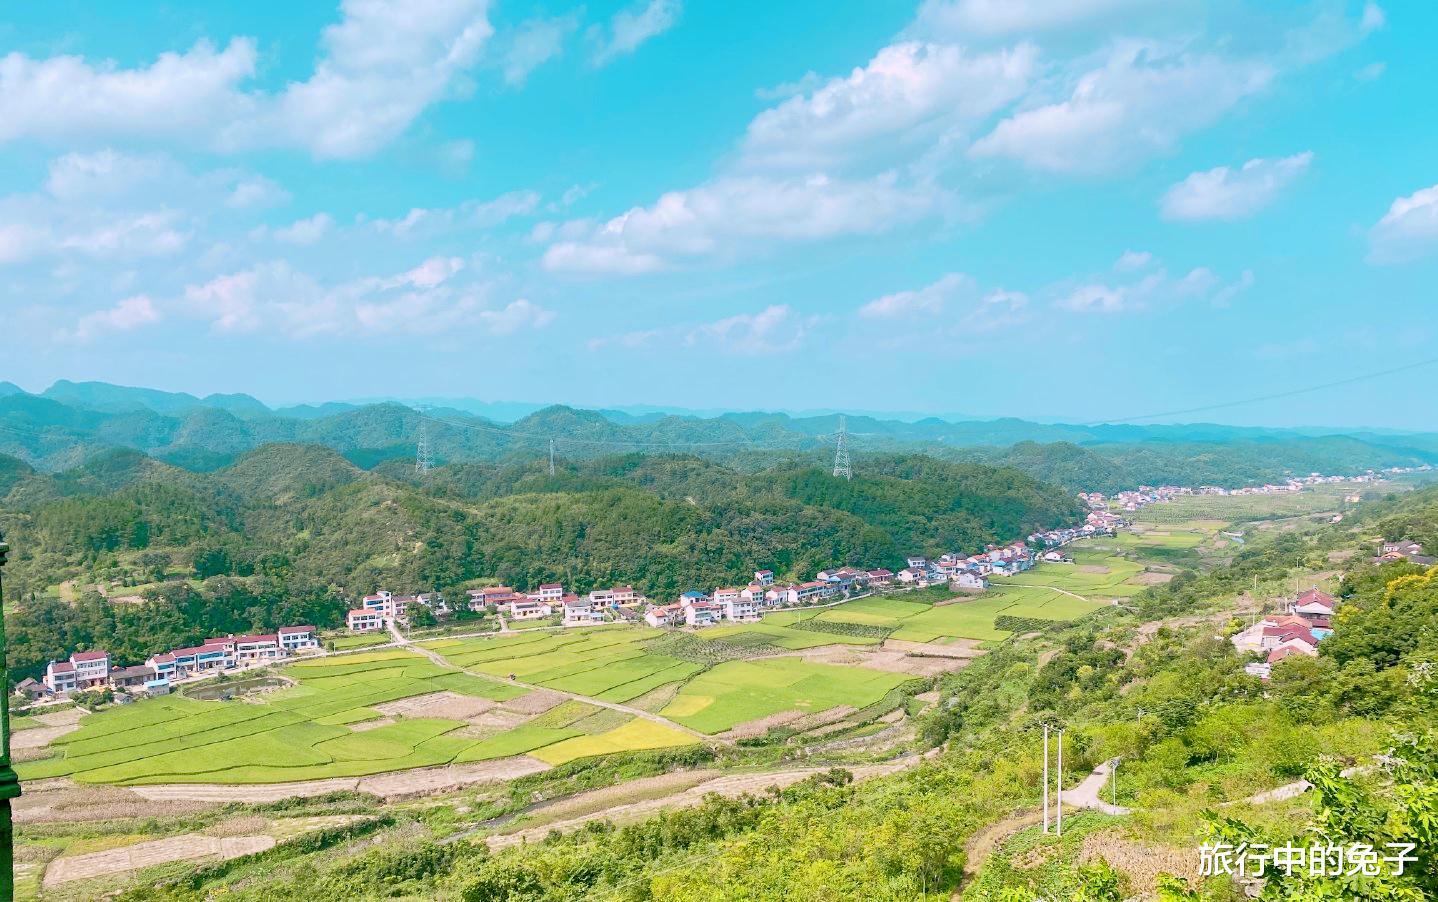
1,381,1434,491
0,444,1081,680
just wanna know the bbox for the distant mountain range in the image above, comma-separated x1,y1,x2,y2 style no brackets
3,380,1436,492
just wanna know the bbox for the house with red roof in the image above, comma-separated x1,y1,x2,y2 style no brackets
347,608,385,632
70,650,110,688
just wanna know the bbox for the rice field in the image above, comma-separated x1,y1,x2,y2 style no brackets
16,649,697,785
659,657,910,734
421,628,706,703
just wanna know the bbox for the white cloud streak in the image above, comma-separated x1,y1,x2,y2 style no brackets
1160,152,1312,221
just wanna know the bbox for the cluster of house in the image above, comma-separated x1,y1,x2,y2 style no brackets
1079,467,1431,515
28,625,320,700
1373,539,1435,566
345,591,447,631
1232,588,1337,680
1029,510,1125,548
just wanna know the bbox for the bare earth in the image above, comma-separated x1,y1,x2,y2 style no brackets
883,638,985,659
1131,571,1175,585
375,690,497,720
43,834,275,887
499,688,567,715
795,645,971,677
1077,564,1112,574
126,755,552,803
16,782,215,825
1079,832,1202,895
487,759,916,850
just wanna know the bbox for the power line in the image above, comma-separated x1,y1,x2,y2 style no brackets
1087,353,1438,425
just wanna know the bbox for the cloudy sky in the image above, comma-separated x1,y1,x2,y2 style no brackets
2,0,1435,427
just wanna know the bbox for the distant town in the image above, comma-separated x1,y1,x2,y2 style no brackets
25,465,1430,703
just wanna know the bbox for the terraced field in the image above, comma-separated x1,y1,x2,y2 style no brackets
17,650,696,785
421,628,706,703
659,657,911,734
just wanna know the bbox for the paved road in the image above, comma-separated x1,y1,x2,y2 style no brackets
384,618,714,741
1063,757,1132,816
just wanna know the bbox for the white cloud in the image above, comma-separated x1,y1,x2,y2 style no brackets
62,295,161,343
1113,249,1153,271
858,273,1029,333
684,305,812,355
860,273,971,318
0,0,494,159
1368,184,1438,263
742,41,1036,170
371,190,541,237
1354,61,1385,82
971,39,1274,173
227,175,290,209
268,213,334,246
0,39,259,146
1160,152,1312,221
543,243,664,275
543,173,935,274
476,298,556,334
590,0,680,65
914,0,1157,38
502,13,579,85
181,256,548,338
1056,262,1252,313
1057,283,1127,313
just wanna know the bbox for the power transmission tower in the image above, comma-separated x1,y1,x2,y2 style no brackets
415,413,434,475
832,415,852,480
549,438,556,476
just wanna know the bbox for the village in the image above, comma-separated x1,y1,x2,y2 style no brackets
24,466,1431,704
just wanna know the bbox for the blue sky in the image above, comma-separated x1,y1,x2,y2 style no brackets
2,0,1436,428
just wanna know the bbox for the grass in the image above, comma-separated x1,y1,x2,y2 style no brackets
660,657,909,734
529,719,698,765
327,634,390,651
15,649,663,785
423,629,703,702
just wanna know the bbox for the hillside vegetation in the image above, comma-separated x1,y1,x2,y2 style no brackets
0,445,1081,680
1,382,1434,491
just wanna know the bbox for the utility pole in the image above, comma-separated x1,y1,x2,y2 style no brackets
832,415,852,480
1111,759,1119,807
549,438,556,476
1042,723,1050,834
0,529,20,899
1056,728,1064,836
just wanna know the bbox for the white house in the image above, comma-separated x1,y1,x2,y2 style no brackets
563,595,604,626
277,625,318,652
71,650,111,688
509,599,553,620
644,603,685,627
532,583,565,604
685,602,722,627
753,569,774,586
44,661,78,694
953,571,989,592
347,608,385,632
235,634,281,662
720,596,759,621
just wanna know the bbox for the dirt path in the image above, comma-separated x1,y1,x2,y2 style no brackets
126,755,552,803
43,835,275,887
961,761,1132,882
485,758,919,849
388,617,714,741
